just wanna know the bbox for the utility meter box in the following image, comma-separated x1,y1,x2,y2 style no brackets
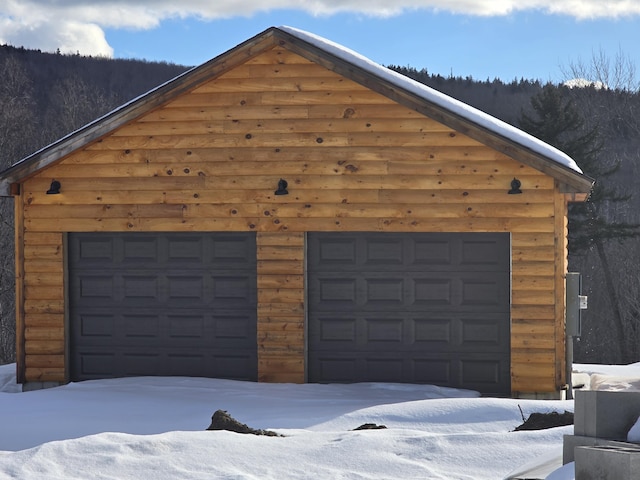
567,272,587,338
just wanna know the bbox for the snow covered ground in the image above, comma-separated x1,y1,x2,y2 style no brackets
1,363,639,480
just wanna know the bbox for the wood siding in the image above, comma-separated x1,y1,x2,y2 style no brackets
20,231,66,382
257,232,305,382
17,46,568,393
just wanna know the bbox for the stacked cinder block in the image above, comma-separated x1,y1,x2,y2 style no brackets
564,390,640,479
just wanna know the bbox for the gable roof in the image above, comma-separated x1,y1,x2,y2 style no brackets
0,26,594,197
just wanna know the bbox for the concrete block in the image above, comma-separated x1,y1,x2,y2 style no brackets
575,445,640,480
574,390,640,439
22,381,62,392
513,391,564,400
563,434,637,464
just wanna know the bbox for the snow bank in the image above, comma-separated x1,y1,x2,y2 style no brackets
0,363,20,393
0,363,574,479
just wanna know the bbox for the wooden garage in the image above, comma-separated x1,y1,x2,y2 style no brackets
0,26,593,396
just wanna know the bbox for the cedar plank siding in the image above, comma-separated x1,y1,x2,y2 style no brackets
18,45,565,394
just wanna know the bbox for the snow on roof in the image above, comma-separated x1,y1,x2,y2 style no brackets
279,26,584,175
563,78,608,90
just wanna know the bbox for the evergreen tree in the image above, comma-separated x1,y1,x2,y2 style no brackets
518,83,639,252
518,83,640,362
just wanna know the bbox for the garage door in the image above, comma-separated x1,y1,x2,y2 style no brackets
69,232,257,381
307,232,510,395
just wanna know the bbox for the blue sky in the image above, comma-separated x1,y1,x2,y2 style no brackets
2,2,640,85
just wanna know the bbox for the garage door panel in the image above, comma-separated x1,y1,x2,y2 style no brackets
70,233,257,269
166,236,203,262
210,234,258,265
214,314,255,340
460,238,510,269
310,233,509,273
412,359,452,385
460,318,503,348
412,278,453,307
211,275,256,303
310,274,508,313
416,314,508,352
70,232,257,381
77,313,116,339
413,239,453,266
313,277,358,305
365,238,404,265
460,357,507,391
365,278,404,304
74,348,257,381
311,317,357,343
75,311,254,346
316,238,358,265
364,358,404,382
167,276,204,299
311,275,458,311
365,318,404,343
123,314,160,338
74,238,115,263
311,351,509,390
311,355,406,383
311,317,408,350
308,232,510,395
311,313,508,353
123,237,159,261
459,274,510,308
77,352,117,377
413,274,509,311
312,357,357,383
413,317,452,345
75,275,115,301
214,355,256,379
123,275,159,301
72,273,255,308
167,314,206,339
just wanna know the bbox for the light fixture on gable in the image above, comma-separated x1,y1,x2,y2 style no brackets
275,178,289,195
508,178,522,194
46,180,61,195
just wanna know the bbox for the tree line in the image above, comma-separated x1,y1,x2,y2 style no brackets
0,46,188,363
1,46,640,365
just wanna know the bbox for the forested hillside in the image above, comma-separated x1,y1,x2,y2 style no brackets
0,46,189,363
1,46,639,366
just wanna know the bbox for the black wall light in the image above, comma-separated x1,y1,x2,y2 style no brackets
275,178,289,195
46,180,61,195
508,177,522,194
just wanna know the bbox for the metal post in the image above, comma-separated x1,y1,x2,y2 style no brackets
566,272,586,400
566,333,574,400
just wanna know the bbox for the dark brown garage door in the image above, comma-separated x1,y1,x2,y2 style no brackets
69,232,257,381
307,232,510,396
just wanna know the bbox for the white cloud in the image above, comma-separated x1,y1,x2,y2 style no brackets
1,0,640,57
0,19,109,57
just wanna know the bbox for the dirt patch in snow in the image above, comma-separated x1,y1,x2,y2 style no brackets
352,423,387,431
514,411,574,431
206,410,283,436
